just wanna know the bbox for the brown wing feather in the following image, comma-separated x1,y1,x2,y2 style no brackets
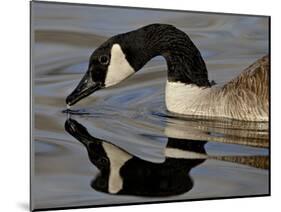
219,55,269,121
223,55,269,99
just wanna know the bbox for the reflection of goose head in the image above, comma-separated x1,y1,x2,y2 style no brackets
65,119,110,171
65,118,206,196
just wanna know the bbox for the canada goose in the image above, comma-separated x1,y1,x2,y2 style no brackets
66,24,269,122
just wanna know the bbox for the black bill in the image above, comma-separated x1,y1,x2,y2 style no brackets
66,71,101,106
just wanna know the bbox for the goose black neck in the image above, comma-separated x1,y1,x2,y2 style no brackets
117,24,211,87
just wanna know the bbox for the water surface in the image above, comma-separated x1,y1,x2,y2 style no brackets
31,2,269,210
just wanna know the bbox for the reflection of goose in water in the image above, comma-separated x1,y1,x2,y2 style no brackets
163,115,269,148
64,118,268,196
65,118,206,196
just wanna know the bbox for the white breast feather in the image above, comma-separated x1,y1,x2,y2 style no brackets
165,81,212,116
165,80,268,121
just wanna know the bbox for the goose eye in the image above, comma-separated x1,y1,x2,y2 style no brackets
99,55,109,65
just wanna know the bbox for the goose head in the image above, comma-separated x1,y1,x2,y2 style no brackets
66,39,135,106
66,23,210,106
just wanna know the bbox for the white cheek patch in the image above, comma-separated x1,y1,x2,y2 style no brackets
105,44,135,87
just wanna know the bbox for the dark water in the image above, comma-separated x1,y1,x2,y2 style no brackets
31,2,269,210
